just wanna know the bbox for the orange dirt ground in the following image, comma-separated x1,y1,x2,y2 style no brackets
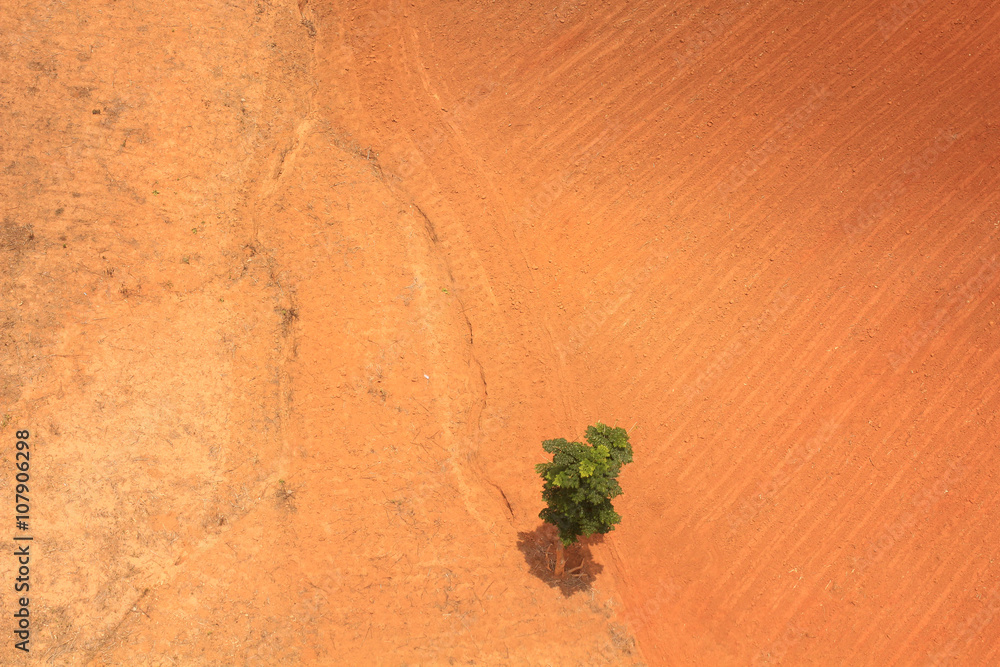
1,0,999,664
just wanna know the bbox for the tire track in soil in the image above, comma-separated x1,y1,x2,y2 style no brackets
330,0,1000,664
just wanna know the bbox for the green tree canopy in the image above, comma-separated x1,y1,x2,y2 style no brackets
535,422,634,547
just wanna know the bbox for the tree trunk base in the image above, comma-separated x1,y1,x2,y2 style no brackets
554,540,565,578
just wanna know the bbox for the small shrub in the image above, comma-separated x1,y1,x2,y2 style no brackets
535,422,634,576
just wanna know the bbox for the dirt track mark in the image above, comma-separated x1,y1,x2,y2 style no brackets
335,0,1000,664
323,128,502,537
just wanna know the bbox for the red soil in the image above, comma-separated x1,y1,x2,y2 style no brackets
1,0,998,664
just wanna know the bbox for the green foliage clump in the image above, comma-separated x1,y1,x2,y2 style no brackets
535,422,634,546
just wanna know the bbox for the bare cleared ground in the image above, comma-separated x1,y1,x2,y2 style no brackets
1,0,998,665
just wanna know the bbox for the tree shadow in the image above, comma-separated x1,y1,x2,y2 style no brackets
516,523,604,596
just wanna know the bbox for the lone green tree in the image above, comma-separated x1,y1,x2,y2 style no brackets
535,422,634,578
